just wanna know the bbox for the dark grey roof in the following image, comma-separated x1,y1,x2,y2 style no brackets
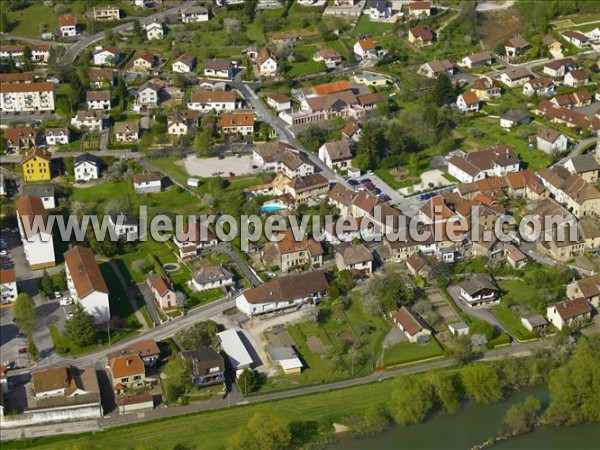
74,152,99,167
521,314,547,328
266,345,298,361
109,213,137,226
371,0,388,12
501,109,529,122
567,153,600,174
459,273,498,296
23,184,54,198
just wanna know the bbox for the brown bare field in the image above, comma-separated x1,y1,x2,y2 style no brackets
478,10,524,49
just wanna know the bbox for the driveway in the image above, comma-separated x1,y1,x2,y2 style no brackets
137,282,160,325
446,284,518,344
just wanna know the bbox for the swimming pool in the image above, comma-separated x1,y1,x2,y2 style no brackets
261,204,285,212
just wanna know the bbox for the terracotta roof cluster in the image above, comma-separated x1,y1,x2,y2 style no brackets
535,100,600,130
5,126,36,146
408,1,431,11
0,72,34,83
218,112,254,128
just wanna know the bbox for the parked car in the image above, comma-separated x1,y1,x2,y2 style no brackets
60,297,73,306
66,311,74,320
52,291,62,300
0,250,8,256
18,348,27,354
15,333,26,339
348,180,360,187
360,178,371,185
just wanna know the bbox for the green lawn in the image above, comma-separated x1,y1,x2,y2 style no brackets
492,305,538,342
50,323,138,356
99,262,141,329
352,15,396,36
383,339,444,367
285,45,326,77
498,280,532,305
71,180,133,214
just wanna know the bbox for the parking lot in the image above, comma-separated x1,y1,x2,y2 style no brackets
180,154,260,178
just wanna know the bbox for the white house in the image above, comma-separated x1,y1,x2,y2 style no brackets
370,0,392,20
59,14,78,37
318,140,353,170
71,110,104,131
86,90,111,110
457,273,500,308
546,298,591,330
448,321,469,336
253,142,314,178
132,172,163,194
564,69,589,87
188,90,237,112
459,51,493,68
456,92,480,113
419,60,455,78
522,77,555,96
537,128,568,154
335,243,373,275
108,214,138,241
181,5,209,23
172,54,195,73
0,269,18,304
543,58,576,78
44,127,70,146
408,1,431,18
500,109,529,129
562,30,589,47
15,195,55,270
499,67,531,88
447,145,520,183
256,48,278,77
191,265,234,291
92,46,120,66
136,82,161,108
144,21,164,40
114,121,140,143
235,271,329,316
64,246,110,323
204,58,233,79
265,93,291,112
354,37,377,59
520,314,548,332
74,152,100,182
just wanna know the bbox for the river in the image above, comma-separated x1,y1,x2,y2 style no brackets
329,386,600,449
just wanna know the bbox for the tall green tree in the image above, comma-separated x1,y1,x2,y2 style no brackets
13,293,37,334
354,121,383,170
237,368,259,396
65,303,97,347
38,269,55,297
229,412,291,450
504,395,541,434
390,375,436,425
27,337,39,361
194,130,215,156
544,336,600,425
431,73,454,106
427,372,462,413
461,364,504,404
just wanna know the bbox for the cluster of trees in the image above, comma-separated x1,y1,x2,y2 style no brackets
162,356,192,405
37,270,68,298
352,108,456,171
237,368,260,396
229,413,291,450
361,272,414,315
175,321,219,351
65,303,97,347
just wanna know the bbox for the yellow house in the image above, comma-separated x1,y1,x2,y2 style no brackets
21,147,52,182
352,73,389,87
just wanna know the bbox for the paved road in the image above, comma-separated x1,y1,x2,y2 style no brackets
59,1,197,64
558,136,598,165
0,336,556,441
2,35,69,46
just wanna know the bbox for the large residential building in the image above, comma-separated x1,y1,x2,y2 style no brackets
261,229,323,273
236,270,329,316
21,147,52,182
217,112,255,136
180,348,225,387
59,14,78,37
0,82,55,113
457,273,500,308
318,140,353,170
181,5,209,22
567,273,600,307
92,6,121,21
537,166,600,218
191,265,234,292
448,145,520,183
15,195,55,269
253,142,314,178
64,246,110,323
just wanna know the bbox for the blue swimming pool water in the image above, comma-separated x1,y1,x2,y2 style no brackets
262,205,285,212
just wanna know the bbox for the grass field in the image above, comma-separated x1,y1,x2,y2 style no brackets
492,305,538,342
498,280,532,305
285,45,326,77
352,15,396,37
383,339,444,367
99,262,141,329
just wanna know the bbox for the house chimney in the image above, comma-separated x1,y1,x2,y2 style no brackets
126,359,132,366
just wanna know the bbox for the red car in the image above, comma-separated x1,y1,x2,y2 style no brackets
18,348,27,354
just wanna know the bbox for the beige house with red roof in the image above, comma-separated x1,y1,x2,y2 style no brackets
64,246,110,323
408,25,435,47
546,298,591,330
313,48,343,68
147,275,177,311
567,273,600,307
419,59,455,78
391,306,432,343
408,1,431,18
107,353,146,392
188,90,237,112
218,112,254,136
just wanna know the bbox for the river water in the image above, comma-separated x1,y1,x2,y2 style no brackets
329,386,600,449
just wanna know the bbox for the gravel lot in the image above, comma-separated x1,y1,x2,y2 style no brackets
180,154,259,178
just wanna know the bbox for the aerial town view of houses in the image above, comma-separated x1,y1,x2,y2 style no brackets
0,0,600,449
